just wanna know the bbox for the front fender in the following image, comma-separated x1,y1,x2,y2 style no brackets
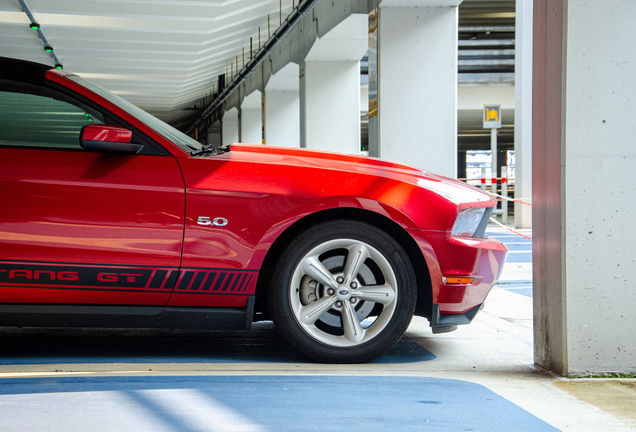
246,196,422,270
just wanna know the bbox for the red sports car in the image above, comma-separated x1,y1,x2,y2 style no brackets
0,57,507,363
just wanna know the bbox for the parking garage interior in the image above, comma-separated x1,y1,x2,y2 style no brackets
1,0,635,430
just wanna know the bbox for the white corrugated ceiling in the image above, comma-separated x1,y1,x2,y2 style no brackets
0,0,295,125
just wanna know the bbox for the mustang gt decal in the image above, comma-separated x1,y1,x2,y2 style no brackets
0,261,257,295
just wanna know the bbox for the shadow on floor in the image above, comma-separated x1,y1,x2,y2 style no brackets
0,322,435,365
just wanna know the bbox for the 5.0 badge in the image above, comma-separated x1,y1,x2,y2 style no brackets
197,216,228,226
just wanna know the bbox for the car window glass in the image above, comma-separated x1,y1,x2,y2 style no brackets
67,75,204,153
0,90,105,150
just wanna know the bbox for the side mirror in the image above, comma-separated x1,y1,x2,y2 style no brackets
80,124,143,154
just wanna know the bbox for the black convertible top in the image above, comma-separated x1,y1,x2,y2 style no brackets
0,56,53,84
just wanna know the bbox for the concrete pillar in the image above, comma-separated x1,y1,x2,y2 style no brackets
265,63,300,147
375,1,460,178
240,91,262,145
301,14,367,154
514,0,533,228
222,108,239,146
533,0,636,376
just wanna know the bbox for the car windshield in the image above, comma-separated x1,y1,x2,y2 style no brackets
67,75,204,153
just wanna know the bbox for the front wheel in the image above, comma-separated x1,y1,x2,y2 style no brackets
268,220,416,363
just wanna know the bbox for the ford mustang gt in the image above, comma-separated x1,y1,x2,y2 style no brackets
0,57,507,363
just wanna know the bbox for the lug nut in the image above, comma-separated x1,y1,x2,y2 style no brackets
327,288,335,296
350,281,358,289
335,301,343,308
350,297,357,304
336,276,344,284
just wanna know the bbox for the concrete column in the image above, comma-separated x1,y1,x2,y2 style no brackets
514,0,533,228
376,1,460,178
301,14,367,154
533,0,636,376
240,91,262,145
265,63,300,147
222,108,239,146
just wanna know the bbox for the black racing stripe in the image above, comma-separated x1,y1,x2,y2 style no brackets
201,272,218,291
0,261,258,294
231,274,245,292
221,273,235,292
175,271,195,290
148,270,169,289
213,273,227,292
190,271,207,291
241,274,253,292
164,270,178,289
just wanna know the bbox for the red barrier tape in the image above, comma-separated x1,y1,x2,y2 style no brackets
496,198,532,206
489,218,533,240
504,227,533,240
488,191,532,207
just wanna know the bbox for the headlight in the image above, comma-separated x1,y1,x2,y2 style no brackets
451,207,487,237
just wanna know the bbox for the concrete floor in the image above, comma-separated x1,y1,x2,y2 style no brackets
0,227,634,431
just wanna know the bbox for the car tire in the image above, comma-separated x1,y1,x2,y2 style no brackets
268,219,417,363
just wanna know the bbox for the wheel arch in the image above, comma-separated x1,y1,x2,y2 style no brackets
252,207,433,322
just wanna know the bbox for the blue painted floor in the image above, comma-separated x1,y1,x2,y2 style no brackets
0,376,558,432
500,284,533,298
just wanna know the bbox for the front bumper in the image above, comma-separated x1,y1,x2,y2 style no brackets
408,228,508,330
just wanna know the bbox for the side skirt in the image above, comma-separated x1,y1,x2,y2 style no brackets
0,296,255,331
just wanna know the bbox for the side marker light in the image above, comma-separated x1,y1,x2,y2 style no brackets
443,277,474,285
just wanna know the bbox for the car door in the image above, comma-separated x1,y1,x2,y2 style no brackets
0,80,184,306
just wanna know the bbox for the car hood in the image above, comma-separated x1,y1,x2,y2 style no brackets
227,144,493,206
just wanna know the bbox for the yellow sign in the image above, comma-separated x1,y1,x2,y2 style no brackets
483,104,502,129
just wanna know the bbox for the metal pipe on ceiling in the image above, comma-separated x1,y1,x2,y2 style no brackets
186,0,321,135
16,0,63,68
